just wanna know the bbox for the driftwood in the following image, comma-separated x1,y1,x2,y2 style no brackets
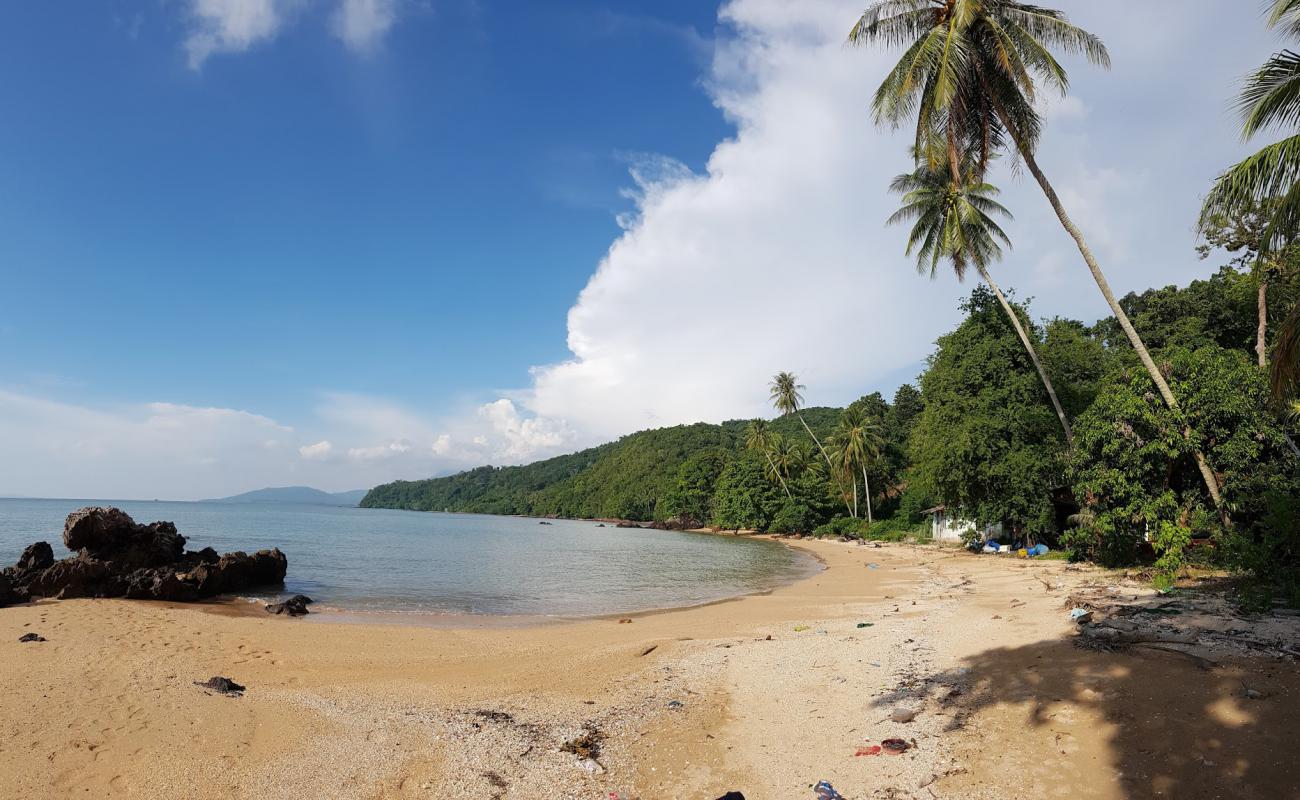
1078,622,1199,646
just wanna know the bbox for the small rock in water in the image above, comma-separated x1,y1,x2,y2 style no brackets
266,594,313,616
890,707,918,723
194,676,245,695
18,632,46,643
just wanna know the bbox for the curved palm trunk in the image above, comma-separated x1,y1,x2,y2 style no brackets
861,465,873,524
798,412,854,516
976,265,1073,446
763,451,792,499
995,108,1224,511
1258,276,1269,369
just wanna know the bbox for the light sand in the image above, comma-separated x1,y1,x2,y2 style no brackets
3,538,1298,799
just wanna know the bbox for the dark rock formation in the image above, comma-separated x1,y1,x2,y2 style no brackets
16,542,54,572
0,507,287,607
265,594,313,616
194,676,245,695
18,632,45,643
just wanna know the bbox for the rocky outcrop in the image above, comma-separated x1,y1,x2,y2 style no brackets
0,507,287,607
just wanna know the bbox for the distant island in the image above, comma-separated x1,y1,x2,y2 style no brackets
207,486,368,507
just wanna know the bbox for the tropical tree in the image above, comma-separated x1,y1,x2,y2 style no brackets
1198,197,1298,368
832,407,886,522
1198,0,1300,405
764,433,801,495
770,371,853,514
888,159,1073,444
744,419,791,499
849,0,1224,509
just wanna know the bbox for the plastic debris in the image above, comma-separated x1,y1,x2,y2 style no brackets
18,632,45,643
794,625,810,632
1069,607,1093,624
867,563,880,569
666,699,684,709
856,622,874,628
855,745,882,756
814,780,845,799
881,738,912,754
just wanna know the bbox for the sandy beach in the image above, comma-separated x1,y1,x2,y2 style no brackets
4,537,1299,800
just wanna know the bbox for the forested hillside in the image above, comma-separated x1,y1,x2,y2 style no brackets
361,409,851,520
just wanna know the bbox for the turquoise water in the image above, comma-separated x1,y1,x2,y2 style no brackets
0,499,818,617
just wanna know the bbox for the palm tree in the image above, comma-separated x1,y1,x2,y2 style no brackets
833,407,886,523
888,159,1073,445
850,0,1224,509
745,419,791,499
769,372,833,471
770,371,853,514
1198,1,1300,407
765,433,801,492
1201,0,1300,256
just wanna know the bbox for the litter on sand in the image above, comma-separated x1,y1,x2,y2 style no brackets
794,625,810,632
881,738,912,754
814,780,845,799
856,622,874,628
1070,607,1093,624
867,563,880,569
855,745,882,756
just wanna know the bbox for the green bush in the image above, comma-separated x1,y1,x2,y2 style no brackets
812,516,867,537
863,517,929,542
767,501,819,534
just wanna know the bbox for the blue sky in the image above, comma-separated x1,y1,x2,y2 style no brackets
0,1,1280,498
1,0,725,420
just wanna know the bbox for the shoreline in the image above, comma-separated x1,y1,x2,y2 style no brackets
198,533,831,629
6,537,1299,799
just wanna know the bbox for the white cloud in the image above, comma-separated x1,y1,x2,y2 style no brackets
331,0,398,54
184,0,292,69
298,440,334,460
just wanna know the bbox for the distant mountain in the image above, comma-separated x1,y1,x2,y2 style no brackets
207,486,368,506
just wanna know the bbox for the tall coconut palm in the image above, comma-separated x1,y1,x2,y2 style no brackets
850,0,1224,509
745,419,791,499
833,408,886,523
770,372,832,470
769,371,852,515
1199,0,1300,405
888,159,1073,445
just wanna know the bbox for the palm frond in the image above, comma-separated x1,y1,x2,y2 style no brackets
1239,49,1300,138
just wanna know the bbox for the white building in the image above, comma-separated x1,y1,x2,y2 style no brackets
923,505,1002,544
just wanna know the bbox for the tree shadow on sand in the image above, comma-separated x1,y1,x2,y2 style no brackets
871,637,1300,799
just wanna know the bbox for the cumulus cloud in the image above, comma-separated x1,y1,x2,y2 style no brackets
184,0,293,69
331,0,398,54
0,390,295,499
181,0,401,67
298,440,334,460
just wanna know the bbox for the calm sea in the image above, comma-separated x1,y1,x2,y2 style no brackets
0,498,818,617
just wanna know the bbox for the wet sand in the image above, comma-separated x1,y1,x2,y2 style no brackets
3,538,1298,799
